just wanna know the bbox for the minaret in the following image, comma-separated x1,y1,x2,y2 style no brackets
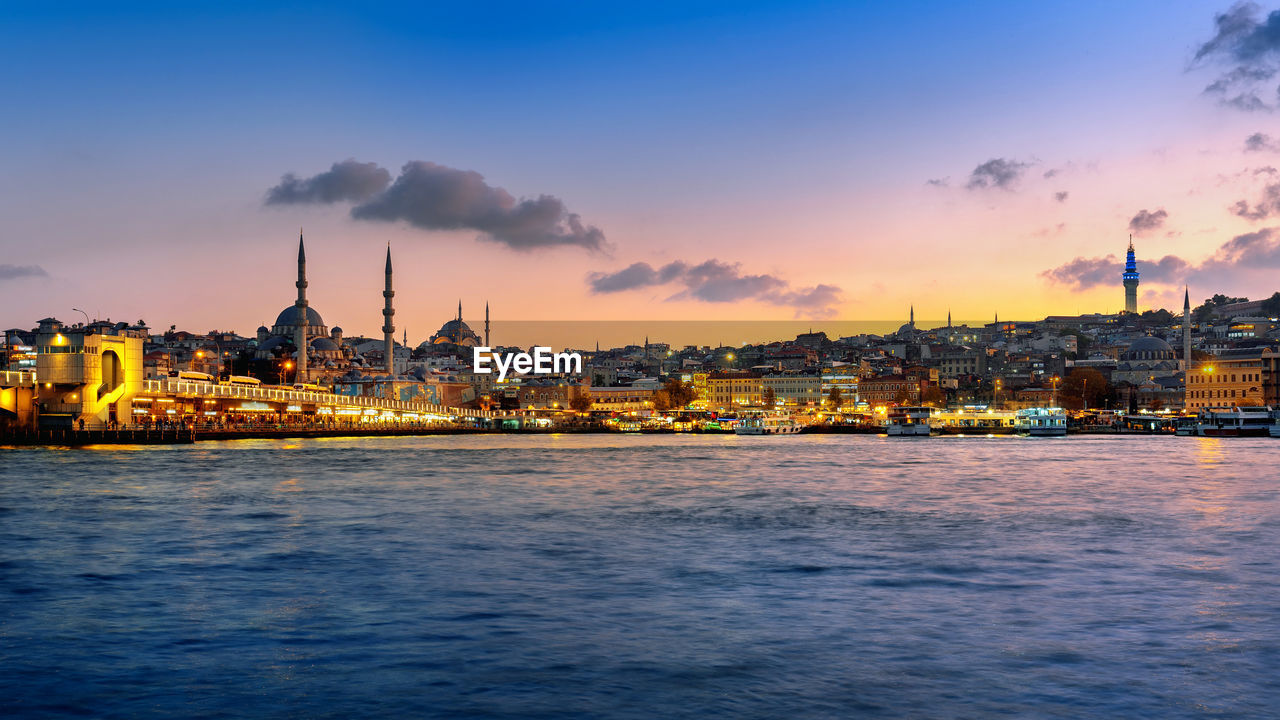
382,245,395,376
457,299,462,323
947,309,952,329
295,230,309,382
909,305,915,329
484,302,490,347
1123,236,1140,314
1182,286,1192,372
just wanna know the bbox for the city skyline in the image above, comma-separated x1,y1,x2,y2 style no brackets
4,2,1280,337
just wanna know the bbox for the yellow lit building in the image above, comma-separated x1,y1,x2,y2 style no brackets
1185,350,1267,410
707,371,761,411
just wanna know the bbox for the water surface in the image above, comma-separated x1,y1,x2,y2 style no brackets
2,435,1277,718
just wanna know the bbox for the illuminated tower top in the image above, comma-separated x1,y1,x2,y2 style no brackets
1122,236,1139,314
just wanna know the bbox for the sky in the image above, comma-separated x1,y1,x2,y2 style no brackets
3,1,1280,339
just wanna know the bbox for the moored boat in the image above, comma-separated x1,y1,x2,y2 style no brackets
734,413,802,435
886,406,932,437
1196,406,1272,437
1015,407,1068,437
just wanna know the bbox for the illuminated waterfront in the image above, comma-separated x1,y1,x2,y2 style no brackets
3,434,1279,718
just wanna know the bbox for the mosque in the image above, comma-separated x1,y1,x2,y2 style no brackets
252,232,492,379
425,301,489,349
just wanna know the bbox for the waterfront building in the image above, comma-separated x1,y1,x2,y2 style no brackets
1123,237,1140,314
760,374,822,408
33,317,147,428
1112,336,1180,385
587,385,656,414
1185,348,1268,410
706,370,762,411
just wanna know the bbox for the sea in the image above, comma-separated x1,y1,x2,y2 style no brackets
2,434,1278,719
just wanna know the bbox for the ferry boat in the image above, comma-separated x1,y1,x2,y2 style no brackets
1196,406,1273,437
886,406,932,437
1015,407,1068,437
930,407,1017,435
734,413,802,435
1173,415,1198,436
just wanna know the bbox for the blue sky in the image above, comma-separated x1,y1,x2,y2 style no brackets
1,2,1277,333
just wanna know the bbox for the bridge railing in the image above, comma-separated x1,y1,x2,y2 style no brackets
137,379,503,418
0,370,36,387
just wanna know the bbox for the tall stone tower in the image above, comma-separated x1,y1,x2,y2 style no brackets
295,230,309,382
1182,286,1192,372
1123,236,1140,314
382,245,395,376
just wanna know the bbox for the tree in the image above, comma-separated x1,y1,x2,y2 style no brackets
893,388,913,405
661,378,697,409
569,395,593,413
761,385,777,408
1261,291,1280,318
1059,368,1110,410
920,386,945,407
827,387,843,410
1193,294,1249,323
652,391,672,412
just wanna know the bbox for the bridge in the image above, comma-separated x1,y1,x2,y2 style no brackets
1,368,511,432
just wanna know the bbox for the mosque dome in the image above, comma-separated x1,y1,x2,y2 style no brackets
1123,336,1174,362
274,305,326,329
310,337,339,352
430,318,481,346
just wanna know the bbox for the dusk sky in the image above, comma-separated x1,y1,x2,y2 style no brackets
4,1,1280,338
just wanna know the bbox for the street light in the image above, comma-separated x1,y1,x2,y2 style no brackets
71,308,89,326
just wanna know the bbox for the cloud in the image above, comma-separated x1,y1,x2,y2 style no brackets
1245,131,1280,151
1128,208,1169,235
266,160,608,253
588,259,844,318
1054,191,1069,203
266,160,391,204
1041,227,1280,291
1193,3,1280,111
0,264,47,281
966,158,1030,190
1230,181,1280,220
925,177,949,187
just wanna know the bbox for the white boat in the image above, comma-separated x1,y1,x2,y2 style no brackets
1196,406,1273,437
734,413,802,435
887,406,932,437
1015,407,1068,437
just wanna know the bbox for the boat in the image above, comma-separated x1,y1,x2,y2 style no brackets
1269,409,1280,438
1173,415,1198,436
1015,407,1068,437
886,406,932,437
1196,406,1273,437
734,413,802,435
931,406,1018,435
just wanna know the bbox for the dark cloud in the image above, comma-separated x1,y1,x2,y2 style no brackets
1041,228,1280,291
1231,181,1280,220
925,177,949,187
266,160,391,205
1054,191,1069,203
588,259,843,318
966,158,1030,190
1128,208,1169,235
0,264,47,281
266,159,608,253
1193,3,1280,111
1245,131,1280,151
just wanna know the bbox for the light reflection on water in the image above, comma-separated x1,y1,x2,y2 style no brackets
2,434,1279,719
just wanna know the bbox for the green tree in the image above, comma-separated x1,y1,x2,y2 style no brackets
1059,368,1110,410
827,387,843,410
761,385,777,408
1193,294,1249,323
569,395,593,413
660,378,696,409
